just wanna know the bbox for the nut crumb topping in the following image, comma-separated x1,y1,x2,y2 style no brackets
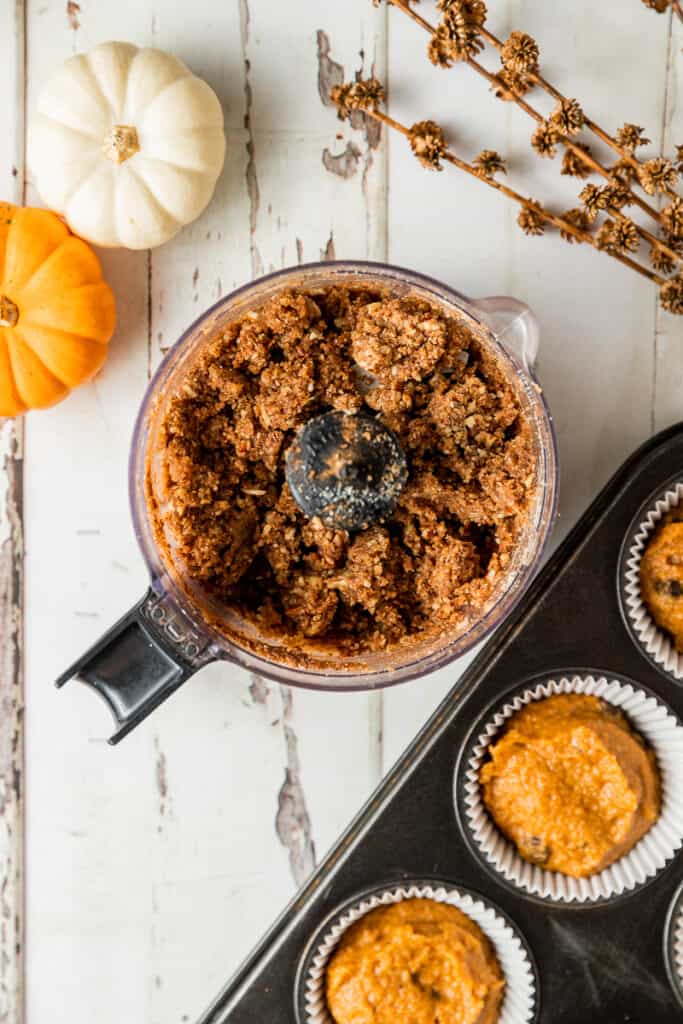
148,285,536,661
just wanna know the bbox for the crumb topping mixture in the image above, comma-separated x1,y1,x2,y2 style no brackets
147,285,535,658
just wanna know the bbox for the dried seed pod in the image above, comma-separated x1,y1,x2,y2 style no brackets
501,31,539,74
409,120,447,170
472,149,507,178
428,24,460,67
447,17,485,59
561,143,593,178
517,203,546,236
595,218,641,255
595,220,618,252
493,68,531,101
429,13,484,64
437,0,488,26
609,159,637,186
559,207,591,242
638,157,679,196
580,183,610,219
600,184,632,210
331,78,386,121
660,275,683,315
615,123,651,152
531,120,560,158
641,0,670,12
550,98,585,137
610,218,640,253
662,197,683,240
650,245,677,275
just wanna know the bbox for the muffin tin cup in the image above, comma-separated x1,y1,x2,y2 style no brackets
664,881,683,1009
620,479,683,681
296,880,538,1024
459,674,683,904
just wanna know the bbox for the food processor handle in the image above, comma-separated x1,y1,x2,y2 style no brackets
473,296,540,373
55,588,215,744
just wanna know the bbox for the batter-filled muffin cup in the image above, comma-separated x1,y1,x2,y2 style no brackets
664,882,683,1009
296,881,537,1024
458,675,683,903
620,480,683,681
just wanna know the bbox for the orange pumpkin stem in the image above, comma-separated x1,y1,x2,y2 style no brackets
102,124,140,164
0,295,19,328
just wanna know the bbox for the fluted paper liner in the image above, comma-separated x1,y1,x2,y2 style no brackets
300,883,536,1024
667,886,683,1005
462,675,683,903
622,481,683,680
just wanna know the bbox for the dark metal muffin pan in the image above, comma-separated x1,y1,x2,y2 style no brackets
196,422,683,1024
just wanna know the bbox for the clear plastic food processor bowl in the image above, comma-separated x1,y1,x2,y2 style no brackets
57,262,558,742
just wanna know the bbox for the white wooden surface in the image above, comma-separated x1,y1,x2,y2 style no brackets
0,1,681,1021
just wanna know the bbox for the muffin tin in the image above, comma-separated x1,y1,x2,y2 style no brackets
195,423,683,1024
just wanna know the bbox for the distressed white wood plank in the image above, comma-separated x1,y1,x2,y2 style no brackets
0,3,25,1023
382,0,682,762
23,4,158,1024
654,8,683,432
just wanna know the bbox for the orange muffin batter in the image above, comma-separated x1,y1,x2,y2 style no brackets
640,514,683,651
325,899,504,1024
480,694,660,878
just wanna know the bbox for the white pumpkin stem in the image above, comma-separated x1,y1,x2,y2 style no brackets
0,296,18,328
102,125,140,164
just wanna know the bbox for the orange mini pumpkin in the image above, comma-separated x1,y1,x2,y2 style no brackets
0,203,116,415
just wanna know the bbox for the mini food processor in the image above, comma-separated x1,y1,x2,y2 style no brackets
57,262,558,742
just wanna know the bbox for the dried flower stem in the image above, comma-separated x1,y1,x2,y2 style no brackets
388,0,680,261
675,1,683,23
465,57,680,263
366,106,663,285
479,24,679,200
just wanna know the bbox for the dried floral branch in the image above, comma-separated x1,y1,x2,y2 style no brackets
479,20,681,198
329,78,680,309
382,0,683,269
641,0,683,23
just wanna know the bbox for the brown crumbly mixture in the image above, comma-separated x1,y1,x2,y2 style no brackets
147,286,535,658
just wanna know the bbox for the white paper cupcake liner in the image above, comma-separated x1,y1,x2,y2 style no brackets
298,882,537,1024
461,674,683,903
665,883,683,1007
621,480,683,680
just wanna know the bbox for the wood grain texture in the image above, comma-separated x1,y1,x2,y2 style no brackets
7,2,683,1022
0,3,24,1022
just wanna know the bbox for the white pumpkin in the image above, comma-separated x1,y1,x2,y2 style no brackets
29,41,226,250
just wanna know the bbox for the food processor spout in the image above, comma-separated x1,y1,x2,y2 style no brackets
473,296,540,373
